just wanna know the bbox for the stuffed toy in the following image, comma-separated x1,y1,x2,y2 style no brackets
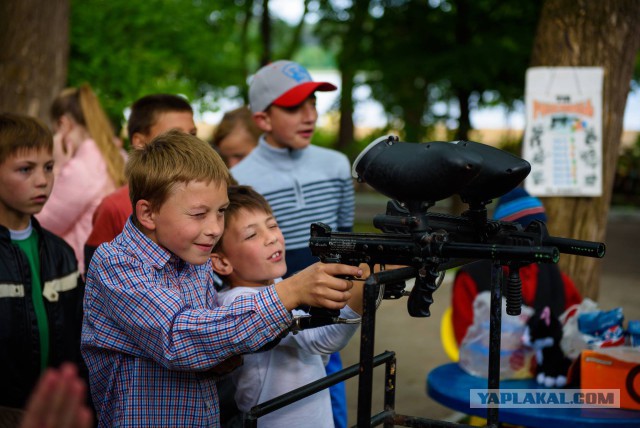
523,306,572,387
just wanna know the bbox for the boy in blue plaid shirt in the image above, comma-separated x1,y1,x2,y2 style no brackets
81,131,361,427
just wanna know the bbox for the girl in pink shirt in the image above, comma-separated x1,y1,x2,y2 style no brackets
36,84,126,273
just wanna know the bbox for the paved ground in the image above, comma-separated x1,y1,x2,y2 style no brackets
341,199,640,426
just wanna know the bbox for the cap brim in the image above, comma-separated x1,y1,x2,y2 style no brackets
272,82,337,108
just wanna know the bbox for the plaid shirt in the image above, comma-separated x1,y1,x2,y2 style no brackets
81,219,291,427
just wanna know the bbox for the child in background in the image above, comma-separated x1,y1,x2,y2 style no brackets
35,83,126,273
84,94,197,268
0,113,84,413
81,131,361,427
211,106,260,168
451,186,582,344
212,185,362,427
231,59,355,428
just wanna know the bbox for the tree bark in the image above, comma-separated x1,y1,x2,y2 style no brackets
336,0,368,152
530,0,640,299
239,0,254,103
0,0,69,124
260,0,272,66
454,88,471,142
453,0,471,142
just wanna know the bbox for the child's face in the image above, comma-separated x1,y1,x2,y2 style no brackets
0,148,54,230
132,111,197,149
260,96,318,150
215,208,286,286
145,180,228,265
217,124,256,168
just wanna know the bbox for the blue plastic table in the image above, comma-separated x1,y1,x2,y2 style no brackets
427,363,640,427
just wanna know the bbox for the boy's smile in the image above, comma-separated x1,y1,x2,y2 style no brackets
213,208,287,287
143,180,228,265
0,148,54,230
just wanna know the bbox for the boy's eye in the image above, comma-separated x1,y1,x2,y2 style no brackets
281,104,301,113
244,233,256,240
44,163,54,173
18,166,32,173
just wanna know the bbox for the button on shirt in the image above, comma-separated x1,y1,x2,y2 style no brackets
81,218,292,427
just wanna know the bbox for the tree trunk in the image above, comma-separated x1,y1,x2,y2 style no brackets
239,0,254,103
336,0,369,152
337,68,355,152
454,88,471,142
260,0,271,66
453,0,471,142
530,0,640,299
0,0,69,124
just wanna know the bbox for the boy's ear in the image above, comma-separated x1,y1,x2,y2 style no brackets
130,132,148,150
252,112,272,133
135,199,156,230
210,252,233,276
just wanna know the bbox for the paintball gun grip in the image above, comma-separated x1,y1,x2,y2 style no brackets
505,265,522,316
406,268,440,317
308,255,347,322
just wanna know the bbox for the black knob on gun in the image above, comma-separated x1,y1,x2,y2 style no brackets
506,265,522,316
407,268,440,317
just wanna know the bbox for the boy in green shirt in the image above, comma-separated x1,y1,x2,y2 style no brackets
0,113,84,412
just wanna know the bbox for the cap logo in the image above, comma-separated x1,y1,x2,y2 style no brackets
282,62,311,83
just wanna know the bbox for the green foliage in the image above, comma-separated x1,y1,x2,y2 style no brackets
293,44,337,69
314,0,541,141
497,138,523,157
633,52,640,91
310,126,338,149
68,0,544,153
69,0,314,128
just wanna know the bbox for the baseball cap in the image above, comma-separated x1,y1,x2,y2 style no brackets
248,60,337,113
493,187,547,227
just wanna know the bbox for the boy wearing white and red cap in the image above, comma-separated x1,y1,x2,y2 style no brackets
231,60,355,428
232,60,354,279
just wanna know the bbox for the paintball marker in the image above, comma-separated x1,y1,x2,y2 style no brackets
308,136,605,320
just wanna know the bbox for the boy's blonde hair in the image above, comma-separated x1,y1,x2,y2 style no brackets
51,84,126,186
126,130,230,222
213,185,273,252
0,113,53,164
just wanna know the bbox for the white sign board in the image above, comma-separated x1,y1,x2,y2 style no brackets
523,67,603,197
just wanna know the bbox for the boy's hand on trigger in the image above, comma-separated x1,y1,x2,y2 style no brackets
275,262,362,312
